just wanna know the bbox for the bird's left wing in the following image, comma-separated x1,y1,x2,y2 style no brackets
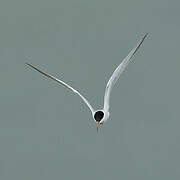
103,33,148,113
26,63,95,114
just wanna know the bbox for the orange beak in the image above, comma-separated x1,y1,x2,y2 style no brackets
97,122,100,132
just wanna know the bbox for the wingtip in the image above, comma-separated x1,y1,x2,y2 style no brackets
25,62,34,69
143,33,149,39
25,62,30,66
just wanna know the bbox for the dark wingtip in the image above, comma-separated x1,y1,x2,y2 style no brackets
25,63,38,70
143,33,149,40
25,62,32,66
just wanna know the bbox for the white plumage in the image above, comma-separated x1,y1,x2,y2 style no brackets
26,33,148,131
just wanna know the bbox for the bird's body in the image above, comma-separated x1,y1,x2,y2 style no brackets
26,33,148,131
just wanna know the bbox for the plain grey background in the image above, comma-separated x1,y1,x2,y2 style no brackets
1,0,180,179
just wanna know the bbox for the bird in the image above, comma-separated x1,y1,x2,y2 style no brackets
26,33,148,131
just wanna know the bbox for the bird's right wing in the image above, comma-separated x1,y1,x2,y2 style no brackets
103,33,148,113
26,63,95,114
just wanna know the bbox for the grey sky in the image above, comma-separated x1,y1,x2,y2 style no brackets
1,0,180,179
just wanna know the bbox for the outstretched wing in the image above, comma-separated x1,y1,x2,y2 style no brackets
26,63,95,114
103,33,148,112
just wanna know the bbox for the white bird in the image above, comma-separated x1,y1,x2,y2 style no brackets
26,33,148,131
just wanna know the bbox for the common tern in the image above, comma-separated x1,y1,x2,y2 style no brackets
26,33,148,131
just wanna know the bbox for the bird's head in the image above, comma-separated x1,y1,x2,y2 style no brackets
94,110,104,132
